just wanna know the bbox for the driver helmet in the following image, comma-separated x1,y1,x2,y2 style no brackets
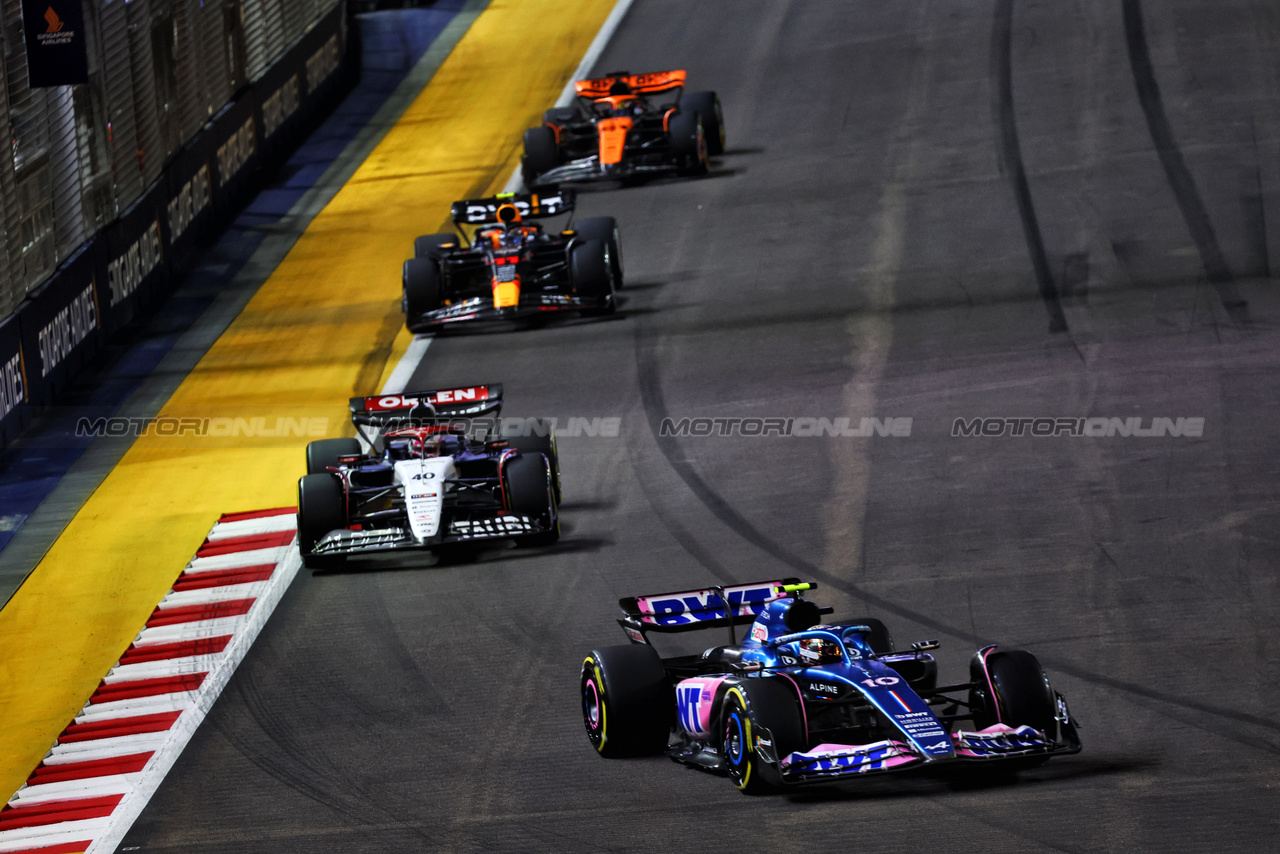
798,637,843,665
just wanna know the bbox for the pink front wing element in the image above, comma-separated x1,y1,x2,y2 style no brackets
951,723,1049,758
781,739,921,775
675,676,728,737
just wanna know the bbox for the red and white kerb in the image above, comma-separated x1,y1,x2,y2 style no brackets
0,508,302,854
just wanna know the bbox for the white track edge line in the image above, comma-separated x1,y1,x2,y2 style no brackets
82,543,302,854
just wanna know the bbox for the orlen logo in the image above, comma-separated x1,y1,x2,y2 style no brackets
366,387,489,411
44,8,63,32
639,584,775,626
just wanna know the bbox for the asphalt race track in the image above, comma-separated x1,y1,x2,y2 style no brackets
123,1,1280,851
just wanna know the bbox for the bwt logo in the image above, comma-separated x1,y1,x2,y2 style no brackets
642,586,773,626
676,684,709,735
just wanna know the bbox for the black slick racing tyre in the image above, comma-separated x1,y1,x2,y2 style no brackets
522,126,558,186
974,650,1057,734
306,437,361,475
574,216,623,288
681,90,724,155
508,420,561,504
503,451,559,546
570,239,615,316
544,106,578,126
581,645,669,758
403,258,442,325
668,108,708,176
721,679,805,795
297,473,344,553
414,233,456,259
969,650,1057,767
849,617,893,655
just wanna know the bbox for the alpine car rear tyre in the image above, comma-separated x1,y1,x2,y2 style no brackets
503,451,558,546
668,108,708,176
971,650,1057,741
582,645,669,758
508,421,561,504
849,617,893,655
571,239,615,316
721,679,805,795
522,126,558,187
297,474,344,553
414,233,456,259
682,90,724,155
574,217,623,288
306,438,361,475
403,258,442,323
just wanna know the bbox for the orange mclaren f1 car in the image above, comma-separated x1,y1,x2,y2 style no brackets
522,70,724,186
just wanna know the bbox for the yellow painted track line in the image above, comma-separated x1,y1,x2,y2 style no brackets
0,0,617,798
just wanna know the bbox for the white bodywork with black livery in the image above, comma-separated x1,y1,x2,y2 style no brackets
296,383,561,568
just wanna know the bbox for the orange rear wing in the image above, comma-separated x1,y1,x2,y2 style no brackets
574,69,687,99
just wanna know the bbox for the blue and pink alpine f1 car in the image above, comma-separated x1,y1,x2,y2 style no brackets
580,579,1080,792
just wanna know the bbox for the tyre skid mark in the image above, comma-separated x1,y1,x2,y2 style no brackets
1121,0,1249,322
991,0,1070,334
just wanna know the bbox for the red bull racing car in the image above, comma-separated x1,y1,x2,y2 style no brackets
297,383,560,567
581,580,1081,792
522,70,724,186
402,190,621,331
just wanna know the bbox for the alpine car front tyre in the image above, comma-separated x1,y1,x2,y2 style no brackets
721,679,804,795
305,438,361,475
574,217,623,288
297,473,344,553
582,645,669,758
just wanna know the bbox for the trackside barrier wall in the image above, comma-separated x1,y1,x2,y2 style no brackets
0,3,353,447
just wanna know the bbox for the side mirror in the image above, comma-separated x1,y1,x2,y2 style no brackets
912,640,940,653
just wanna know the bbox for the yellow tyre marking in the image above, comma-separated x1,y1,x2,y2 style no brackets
0,0,618,797
726,687,752,789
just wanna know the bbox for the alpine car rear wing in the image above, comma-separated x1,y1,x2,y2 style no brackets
574,69,687,98
617,578,830,645
450,191,574,225
349,383,504,429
